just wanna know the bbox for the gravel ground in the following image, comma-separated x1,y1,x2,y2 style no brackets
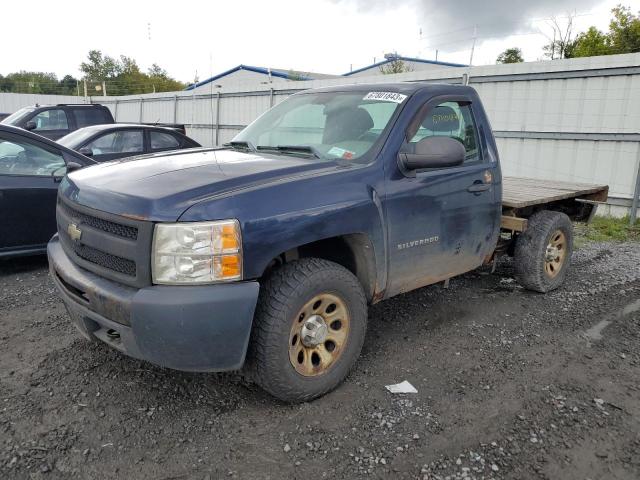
1,241,639,479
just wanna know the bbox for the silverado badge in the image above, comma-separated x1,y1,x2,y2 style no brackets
67,223,82,242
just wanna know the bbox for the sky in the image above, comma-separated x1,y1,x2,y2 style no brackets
2,0,639,84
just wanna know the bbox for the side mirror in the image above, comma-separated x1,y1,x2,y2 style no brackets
25,120,37,131
51,165,67,182
78,147,93,156
66,162,83,173
399,136,465,171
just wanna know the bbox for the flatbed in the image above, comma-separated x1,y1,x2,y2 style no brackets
500,177,609,233
502,177,609,209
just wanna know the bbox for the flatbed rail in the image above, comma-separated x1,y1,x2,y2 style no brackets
502,177,609,209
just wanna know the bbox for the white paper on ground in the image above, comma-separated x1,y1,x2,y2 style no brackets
385,380,418,394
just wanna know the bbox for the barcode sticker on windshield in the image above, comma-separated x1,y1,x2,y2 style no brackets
363,92,407,103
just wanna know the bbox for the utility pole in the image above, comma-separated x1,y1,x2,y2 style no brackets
469,25,477,66
102,81,107,97
76,80,80,97
83,80,88,98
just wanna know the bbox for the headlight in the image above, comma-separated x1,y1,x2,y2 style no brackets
152,220,242,284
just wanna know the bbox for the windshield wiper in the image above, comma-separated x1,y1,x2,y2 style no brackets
256,145,321,159
224,140,256,152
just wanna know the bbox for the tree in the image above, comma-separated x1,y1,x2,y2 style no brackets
148,64,167,78
58,75,79,95
147,63,186,92
497,48,524,64
572,27,611,57
0,74,12,93
79,50,186,95
608,5,640,54
3,71,60,94
80,50,120,81
553,5,640,59
379,59,413,75
543,14,576,59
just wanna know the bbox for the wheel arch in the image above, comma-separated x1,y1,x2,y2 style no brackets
259,233,379,303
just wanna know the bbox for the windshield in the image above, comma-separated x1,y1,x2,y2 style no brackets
1,107,35,126
232,90,407,161
58,127,100,148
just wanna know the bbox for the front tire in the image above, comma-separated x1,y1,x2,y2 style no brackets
247,258,367,403
514,210,573,292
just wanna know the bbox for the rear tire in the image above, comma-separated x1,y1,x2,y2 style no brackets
514,210,573,293
247,258,367,403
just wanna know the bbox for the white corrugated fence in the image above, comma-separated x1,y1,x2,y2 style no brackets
1,53,639,215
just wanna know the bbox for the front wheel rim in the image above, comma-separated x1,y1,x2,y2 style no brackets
544,229,567,278
289,293,350,377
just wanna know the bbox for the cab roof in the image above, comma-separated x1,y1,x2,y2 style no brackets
299,82,476,97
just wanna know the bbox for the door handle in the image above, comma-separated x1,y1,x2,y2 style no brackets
467,183,491,193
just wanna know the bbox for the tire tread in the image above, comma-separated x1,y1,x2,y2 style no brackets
247,258,367,402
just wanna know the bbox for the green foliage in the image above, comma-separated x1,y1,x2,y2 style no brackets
79,50,186,95
80,50,120,80
379,60,413,75
608,5,640,54
0,71,78,95
147,64,186,93
572,27,611,57
2,50,185,96
571,4,640,58
286,70,305,81
575,216,640,246
496,48,524,64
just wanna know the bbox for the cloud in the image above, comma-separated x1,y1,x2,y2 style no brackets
332,0,603,51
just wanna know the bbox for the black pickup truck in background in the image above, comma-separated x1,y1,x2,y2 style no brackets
0,103,187,140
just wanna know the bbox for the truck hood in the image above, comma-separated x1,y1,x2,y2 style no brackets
61,148,341,221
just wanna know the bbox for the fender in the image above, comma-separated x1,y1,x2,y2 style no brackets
180,163,388,291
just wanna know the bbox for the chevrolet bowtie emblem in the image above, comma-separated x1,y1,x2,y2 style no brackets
67,223,82,242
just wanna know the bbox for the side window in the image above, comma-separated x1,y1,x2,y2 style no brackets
73,108,110,128
0,136,65,176
150,131,180,150
30,109,69,131
409,101,480,163
85,130,144,155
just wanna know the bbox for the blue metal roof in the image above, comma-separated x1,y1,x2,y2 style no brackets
184,65,312,90
343,56,467,76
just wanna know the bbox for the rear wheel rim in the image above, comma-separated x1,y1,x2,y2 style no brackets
544,229,567,278
289,293,350,377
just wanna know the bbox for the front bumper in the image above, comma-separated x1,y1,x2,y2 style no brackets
48,235,260,371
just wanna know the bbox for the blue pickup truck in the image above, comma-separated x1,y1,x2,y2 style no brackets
47,83,608,402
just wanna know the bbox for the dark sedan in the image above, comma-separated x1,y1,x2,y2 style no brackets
58,124,201,162
0,125,95,258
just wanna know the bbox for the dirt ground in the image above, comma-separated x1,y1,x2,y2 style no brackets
1,240,639,480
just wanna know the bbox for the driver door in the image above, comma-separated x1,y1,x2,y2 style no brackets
383,96,500,296
0,131,67,254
